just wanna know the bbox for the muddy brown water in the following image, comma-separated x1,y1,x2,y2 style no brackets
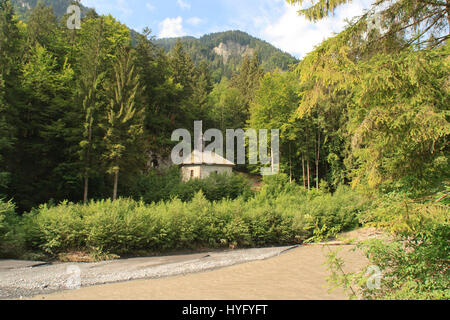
33,244,368,300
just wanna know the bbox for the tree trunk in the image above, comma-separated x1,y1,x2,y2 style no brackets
316,130,320,190
289,143,292,183
302,154,306,188
82,20,103,204
83,170,88,204
113,170,119,201
83,120,93,204
271,148,274,174
307,157,310,191
277,148,281,174
270,146,280,174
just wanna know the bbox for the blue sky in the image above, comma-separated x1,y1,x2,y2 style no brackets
80,0,375,58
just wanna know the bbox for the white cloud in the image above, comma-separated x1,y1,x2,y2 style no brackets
158,16,186,38
177,0,191,10
186,17,204,26
261,1,374,58
145,3,156,12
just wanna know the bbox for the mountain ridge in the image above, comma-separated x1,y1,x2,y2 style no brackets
155,30,298,81
11,0,298,81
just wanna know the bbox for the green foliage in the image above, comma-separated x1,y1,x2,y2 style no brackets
359,223,449,300
178,172,254,203
14,180,368,258
326,197,449,300
25,1,59,48
155,30,298,82
286,0,351,22
230,53,264,104
0,199,16,242
12,0,90,21
207,78,248,130
0,0,22,196
0,199,24,258
102,45,145,199
252,174,369,241
287,0,449,48
134,28,184,152
249,71,310,181
130,168,253,204
0,76,12,194
76,14,134,203
348,48,450,195
291,18,449,196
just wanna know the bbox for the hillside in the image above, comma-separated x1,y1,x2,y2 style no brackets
12,1,298,82
11,0,89,19
155,31,298,81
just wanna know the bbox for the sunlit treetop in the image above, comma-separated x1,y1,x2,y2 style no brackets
286,0,352,22
287,0,450,49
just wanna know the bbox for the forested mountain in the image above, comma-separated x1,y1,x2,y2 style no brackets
12,1,298,82
11,0,88,19
1,0,448,215
155,31,298,81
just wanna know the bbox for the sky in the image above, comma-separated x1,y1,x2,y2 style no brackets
80,0,375,59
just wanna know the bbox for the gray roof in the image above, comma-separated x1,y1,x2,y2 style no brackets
181,150,235,166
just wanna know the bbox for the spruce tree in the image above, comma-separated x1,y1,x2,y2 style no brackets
135,28,181,154
76,15,132,203
77,16,105,203
0,0,23,201
0,74,12,194
102,46,144,200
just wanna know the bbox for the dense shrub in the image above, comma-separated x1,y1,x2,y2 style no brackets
130,167,253,203
0,199,24,258
256,174,369,239
0,200,15,243
326,196,449,300
359,222,449,300
19,178,369,258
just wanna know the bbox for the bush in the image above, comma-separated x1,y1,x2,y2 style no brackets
359,221,449,300
326,197,449,300
0,199,24,258
130,167,253,203
19,177,369,259
256,175,369,241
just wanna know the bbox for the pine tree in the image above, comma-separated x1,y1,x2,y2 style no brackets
170,40,196,98
0,74,12,194
231,53,264,103
15,43,75,209
191,60,213,121
26,2,58,47
77,16,105,203
102,46,144,200
287,0,449,48
135,28,182,154
76,15,132,203
0,0,23,200
169,40,205,130
286,0,351,22
0,0,23,106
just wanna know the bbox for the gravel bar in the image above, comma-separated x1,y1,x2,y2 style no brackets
0,246,297,299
